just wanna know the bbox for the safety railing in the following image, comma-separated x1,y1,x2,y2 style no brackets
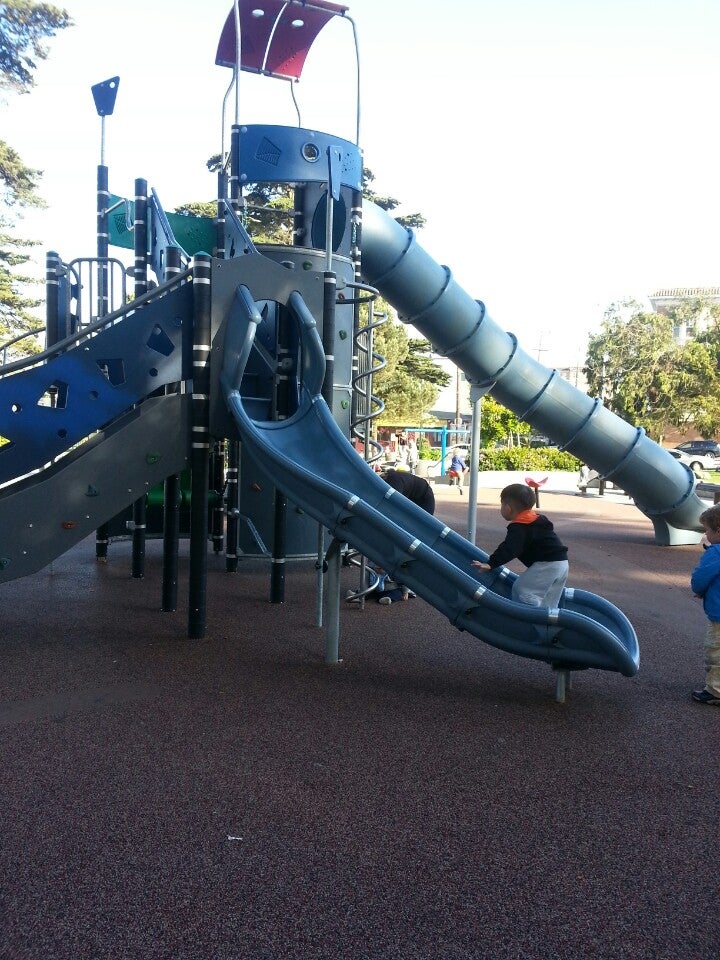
0,329,45,367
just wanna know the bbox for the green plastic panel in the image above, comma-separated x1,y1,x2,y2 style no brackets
107,194,216,255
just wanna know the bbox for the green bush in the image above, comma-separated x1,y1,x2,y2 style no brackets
420,447,442,462
418,445,581,471
479,447,581,471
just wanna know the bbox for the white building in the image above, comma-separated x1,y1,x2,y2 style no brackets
648,286,720,345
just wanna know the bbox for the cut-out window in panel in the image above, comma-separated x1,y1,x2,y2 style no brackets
146,324,175,357
96,359,126,386
37,380,69,409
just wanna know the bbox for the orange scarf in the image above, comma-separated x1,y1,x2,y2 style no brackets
512,509,539,525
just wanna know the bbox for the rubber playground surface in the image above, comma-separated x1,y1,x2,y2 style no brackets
1,483,718,959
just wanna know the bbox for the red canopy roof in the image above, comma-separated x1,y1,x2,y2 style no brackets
216,0,349,81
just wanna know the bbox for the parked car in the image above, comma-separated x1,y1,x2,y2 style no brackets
667,448,716,475
675,439,720,459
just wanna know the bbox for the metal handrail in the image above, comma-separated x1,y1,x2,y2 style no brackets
0,266,193,378
1,329,45,366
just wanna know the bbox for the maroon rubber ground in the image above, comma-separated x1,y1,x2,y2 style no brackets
1,487,718,959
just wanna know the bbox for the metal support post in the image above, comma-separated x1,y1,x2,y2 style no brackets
188,253,212,639
131,179,148,579
325,538,343,665
225,441,240,572
162,473,180,612
467,383,490,543
270,490,287,603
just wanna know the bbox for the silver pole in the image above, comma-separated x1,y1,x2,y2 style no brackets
467,384,489,543
325,539,342,664
315,524,325,627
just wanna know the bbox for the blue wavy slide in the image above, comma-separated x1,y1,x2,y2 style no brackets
221,284,639,680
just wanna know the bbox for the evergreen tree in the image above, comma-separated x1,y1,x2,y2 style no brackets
370,305,450,425
0,1,72,344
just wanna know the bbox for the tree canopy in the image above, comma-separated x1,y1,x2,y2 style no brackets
368,301,450,425
1,1,72,344
177,161,427,240
479,395,531,447
361,168,426,231
0,1,72,94
585,297,720,441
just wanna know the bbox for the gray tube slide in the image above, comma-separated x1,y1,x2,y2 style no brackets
360,201,705,546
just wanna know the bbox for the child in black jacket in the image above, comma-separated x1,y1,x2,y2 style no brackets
473,483,569,608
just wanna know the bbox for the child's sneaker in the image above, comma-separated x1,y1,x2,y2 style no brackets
691,688,720,705
378,596,393,605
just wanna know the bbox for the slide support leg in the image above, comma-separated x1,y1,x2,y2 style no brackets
324,538,344,665
554,668,572,703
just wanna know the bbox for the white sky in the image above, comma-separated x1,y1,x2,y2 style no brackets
4,0,720,367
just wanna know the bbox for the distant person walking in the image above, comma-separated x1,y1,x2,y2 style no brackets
447,448,469,494
406,435,419,473
689,505,720,705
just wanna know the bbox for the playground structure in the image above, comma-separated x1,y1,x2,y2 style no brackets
5,0,713,697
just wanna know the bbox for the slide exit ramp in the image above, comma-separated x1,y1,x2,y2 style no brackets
221,281,639,679
360,202,705,546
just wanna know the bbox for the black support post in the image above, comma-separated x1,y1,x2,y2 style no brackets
95,162,110,562
211,440,225,553
131,179,148,579
270,491,287,603
160,243,183,609
162,473,180,612
188,253,212,639
45,251,61,349
225,441,240,572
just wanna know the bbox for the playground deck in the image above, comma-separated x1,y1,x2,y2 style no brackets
1,485,717,959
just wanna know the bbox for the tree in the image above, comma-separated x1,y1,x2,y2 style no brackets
674,304,720,436
584,297,720,441
178,162,426,240
480,395,531,447
0,1,72,93
369,302,449,425
1,1,73,344
177,154,294,243
362,167,426,231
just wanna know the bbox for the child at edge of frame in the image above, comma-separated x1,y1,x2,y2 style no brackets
689,504,720,705
471,482,569,609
